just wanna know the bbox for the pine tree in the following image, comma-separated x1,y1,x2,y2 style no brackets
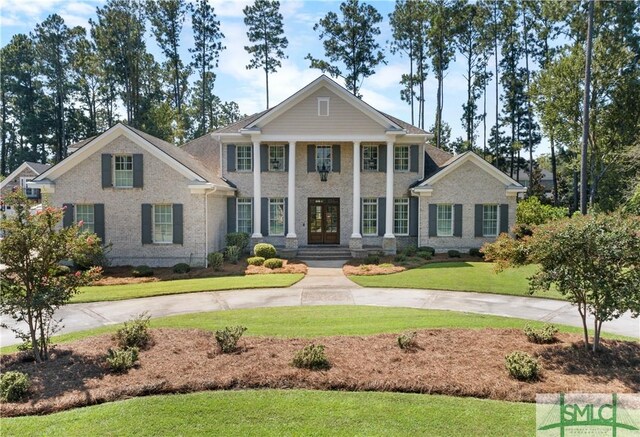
243,0,288,109
307,0,385,97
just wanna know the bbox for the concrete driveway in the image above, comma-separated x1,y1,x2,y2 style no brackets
1,262,638,346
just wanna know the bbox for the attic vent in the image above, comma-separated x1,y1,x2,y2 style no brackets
318,97,329,116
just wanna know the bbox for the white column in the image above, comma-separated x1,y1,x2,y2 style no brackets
352,141,361,238
286,141,296,238
384,140,394,238
252,139,262,238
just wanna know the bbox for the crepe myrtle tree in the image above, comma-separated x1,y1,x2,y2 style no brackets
482,212,640,352
0,192,102,362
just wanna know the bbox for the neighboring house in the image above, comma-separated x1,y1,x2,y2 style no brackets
521,168,554,198
0,161,51,214
32,75,525,267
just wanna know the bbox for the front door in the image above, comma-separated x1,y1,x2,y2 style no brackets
308,198,340,244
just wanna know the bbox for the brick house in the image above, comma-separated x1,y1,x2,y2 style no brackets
32,75,525,267
0,161,51,214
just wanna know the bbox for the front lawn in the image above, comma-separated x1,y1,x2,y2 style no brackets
1,390,535,436
349,262,564,300
70,274,304,303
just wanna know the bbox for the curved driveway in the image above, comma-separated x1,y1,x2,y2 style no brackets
1,262,638,346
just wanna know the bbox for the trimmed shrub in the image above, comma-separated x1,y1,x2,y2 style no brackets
524,324,558,344
505,351,540,381
106,347,139,373
378,263,394,268
254,243,277,259
401,245,417,257
225,245,241,264
225,232,250,253
397,331,418,350
416,251,432,260
292,344,331,370
447,250,461,258
263,258,283,269
114,313,151,349
419,246,436,256
208,252,224,270
131,265,153,277
215,326,247,353
247,256,265,266
394,254,407,263
173,263,190,274
363,254,380,265
53,264,72,277
0,371,30,402
469,248,483,258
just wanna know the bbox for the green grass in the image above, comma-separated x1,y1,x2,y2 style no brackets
3,306,629,355
70,274,304,303
0,389,535,436
349,262,564,300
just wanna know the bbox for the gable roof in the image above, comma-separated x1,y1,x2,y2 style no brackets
33,123,232,190
211,75,429,136
0,161,51,190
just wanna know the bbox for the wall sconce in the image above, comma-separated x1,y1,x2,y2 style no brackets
270,158,280,170
318,162,329,182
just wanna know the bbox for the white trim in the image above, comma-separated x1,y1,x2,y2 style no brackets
317,97,330,116
268,197,285,236
394,145,410,172
268,144,286,172
235,144,253,172
393,197,410,236
361,197,378,237
0,162,49,190
482,204,499,237
236,198,253,235
152,204,173,244
33,124,206,184
436,204,454,237
361,144,379,171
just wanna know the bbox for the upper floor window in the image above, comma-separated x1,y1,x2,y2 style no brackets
153,204,173,243
236,145,252,171
316,145,332,172
318,97,329,116
394,146,409,172
75,204,95,233
436,204,453,237
362,145,379,171
483,204,499,237
114,155,133,188
394,198,409,235
237,198,252,234
269,145,285,171
269,198,285,236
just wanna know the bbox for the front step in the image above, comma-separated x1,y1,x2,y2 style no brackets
296,246,353,261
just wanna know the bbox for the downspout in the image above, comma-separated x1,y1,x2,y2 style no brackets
204,187,218,267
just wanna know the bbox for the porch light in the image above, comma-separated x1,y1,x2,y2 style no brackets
368,157,377,168
318,162,329,182
270,158,280,170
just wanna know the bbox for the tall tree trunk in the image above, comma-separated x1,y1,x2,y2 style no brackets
550,133,558,205
523,6,534,195
483,64,487,159
493,0,499,168
580,0,595,215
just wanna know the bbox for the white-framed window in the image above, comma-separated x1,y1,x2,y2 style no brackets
269,145,285,171
394,146,409,172
394,198,409,235
318,97,329,116
237,198,252,234
436,204,453,237
75,204,95,233
19,177,36,197
362,198,378,236
153,204,173,243
236,145,252,171
315,145,332,172
114,155,133,188
483,204,499,237
362,145,379,171
269,198,285,236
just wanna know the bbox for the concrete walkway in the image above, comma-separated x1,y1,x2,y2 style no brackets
1,261,638,346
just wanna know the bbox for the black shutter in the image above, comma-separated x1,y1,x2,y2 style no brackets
227,145,236,172
500,204,509,233
360,198,363,234
173,204,183,244
410,145,419,172
101,154,112,188
428,204,437,237
227,197,237,233
332,145,340,172
379,145,386,172
284,198,288,235
409,197,418,237
284,144,289,171
261,197,269,236
141,204,152,244
260,145,268,172
133,154,143,188
63,203,74,227
475,204,484,237
454,204,463,237
307,144,315,172
378,197,386,236
94,204,105,243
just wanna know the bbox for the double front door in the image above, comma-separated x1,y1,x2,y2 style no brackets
308,198,340,244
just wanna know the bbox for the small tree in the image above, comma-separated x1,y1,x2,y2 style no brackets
483,212,640,352
0,193,102,362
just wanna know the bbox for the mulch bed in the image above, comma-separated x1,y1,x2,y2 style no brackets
2,328,638,417
93,260,307,286
343,254,483,276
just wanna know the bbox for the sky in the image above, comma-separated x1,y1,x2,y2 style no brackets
0,0,550,156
